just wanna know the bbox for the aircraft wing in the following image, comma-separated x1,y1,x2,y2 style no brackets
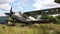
23,7,60,16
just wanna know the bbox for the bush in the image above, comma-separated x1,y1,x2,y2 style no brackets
41,15,60,24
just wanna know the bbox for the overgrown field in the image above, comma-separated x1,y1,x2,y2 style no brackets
0,24,60,34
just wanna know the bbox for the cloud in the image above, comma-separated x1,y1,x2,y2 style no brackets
0,0,15,10
0,0,15,4
33,0,60,10
13,0,30,7
13,0,60,12
12,0,31,12
0,0,15,16
0,4,11,11
0,10,6,16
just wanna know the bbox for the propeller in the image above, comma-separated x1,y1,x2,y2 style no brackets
5,6,15,17
9,7,14,17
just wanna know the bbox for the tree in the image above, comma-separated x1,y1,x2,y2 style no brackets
55,0,60,4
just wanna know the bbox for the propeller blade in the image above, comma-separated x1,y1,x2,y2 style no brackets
10,7,15,17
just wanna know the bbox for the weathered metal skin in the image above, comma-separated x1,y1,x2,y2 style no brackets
5,7,51,25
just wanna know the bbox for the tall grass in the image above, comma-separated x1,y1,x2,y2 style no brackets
0,24,60,34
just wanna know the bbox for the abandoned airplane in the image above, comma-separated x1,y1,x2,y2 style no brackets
4,7,60,24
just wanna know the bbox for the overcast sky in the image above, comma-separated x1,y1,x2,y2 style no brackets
0,0,60,16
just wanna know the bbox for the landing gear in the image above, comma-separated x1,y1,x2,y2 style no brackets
7,21,15,26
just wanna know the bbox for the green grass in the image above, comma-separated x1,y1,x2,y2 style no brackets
0,24,60,34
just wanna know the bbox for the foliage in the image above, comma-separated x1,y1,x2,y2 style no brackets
41,15,60,24
55,0,60,4
41,15,49,19
48,16,57,24
0,24,60,34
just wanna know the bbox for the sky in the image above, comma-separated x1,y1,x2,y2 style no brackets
0,0,60,16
